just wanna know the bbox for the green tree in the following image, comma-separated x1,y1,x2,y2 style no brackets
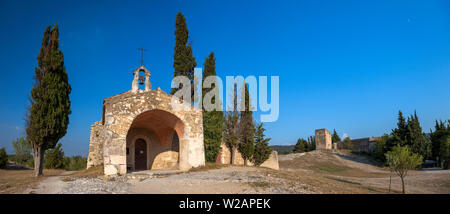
440,136,450,169
171,12,197,102
385,145,423,194
307,136,316,151
238,82,255,165
11,137,32,165
332,129,341,143
294,138,308,153
26,24,71,176
371,134,390,162
405,111,430,158
223,84,239,164
44,143,65,169
430,120,450,163
342,136,353,150
202,52,224,162
66,156,88,171
253,123,272,166
0,148,7,168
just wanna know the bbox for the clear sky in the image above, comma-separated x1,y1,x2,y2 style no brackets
0,0,449,156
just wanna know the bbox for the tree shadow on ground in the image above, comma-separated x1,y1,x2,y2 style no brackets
334,152,384,167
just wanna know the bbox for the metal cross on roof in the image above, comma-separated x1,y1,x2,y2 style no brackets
137,47,148,66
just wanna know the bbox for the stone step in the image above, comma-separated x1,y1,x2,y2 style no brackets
126,170,184,180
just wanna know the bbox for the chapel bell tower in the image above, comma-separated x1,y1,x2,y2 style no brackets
131,65,151,92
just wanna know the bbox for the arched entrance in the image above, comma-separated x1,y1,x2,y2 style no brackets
126,109,184,171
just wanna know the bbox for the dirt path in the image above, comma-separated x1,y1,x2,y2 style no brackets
26,171,76,194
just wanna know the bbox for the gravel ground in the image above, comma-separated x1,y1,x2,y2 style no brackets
58,177,130,194
28,151,450,194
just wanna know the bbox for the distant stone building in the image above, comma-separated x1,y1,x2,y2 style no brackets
315,128,332,150
346,137,379,153
87,65,205,175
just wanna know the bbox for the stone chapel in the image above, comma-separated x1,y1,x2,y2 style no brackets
87,65,205,175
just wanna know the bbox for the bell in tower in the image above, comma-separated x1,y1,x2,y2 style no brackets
131,65,151,93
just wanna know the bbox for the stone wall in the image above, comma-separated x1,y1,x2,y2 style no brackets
315,128,332,150
336,137,378,153
259,151,279,170
216,141,279,170
87,121,105,168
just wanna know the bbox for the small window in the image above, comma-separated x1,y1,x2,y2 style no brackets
126,148,129,155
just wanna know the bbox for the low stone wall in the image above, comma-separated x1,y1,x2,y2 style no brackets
216,142,279,170
259,151,279,170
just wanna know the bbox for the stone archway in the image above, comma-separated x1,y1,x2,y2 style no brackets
126,109,184,171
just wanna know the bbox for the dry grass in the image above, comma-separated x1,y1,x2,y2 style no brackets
249,181,271,188
280,150,387,178
69,166,103,178
0,166,65,194
188,162,224,172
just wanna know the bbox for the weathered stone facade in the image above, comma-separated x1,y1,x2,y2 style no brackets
87,121,105,168
87,65,205,175
216,141,279,170
315,128,332,150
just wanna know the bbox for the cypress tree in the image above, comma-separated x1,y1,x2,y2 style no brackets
26,23,71,177
392,111,408,145
238,82,255,165
389,111,408,149
253,123,272,166
406,111,430,158
332,129,341,143
202,52,224,162
171,12,196,102
223,84,239,164
307,135,316,151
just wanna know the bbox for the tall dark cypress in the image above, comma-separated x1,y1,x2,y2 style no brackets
406,111,430,158
202,52,224,162
26,23,71,177
238,82,255,165
224,84,239,164
171,12,196,102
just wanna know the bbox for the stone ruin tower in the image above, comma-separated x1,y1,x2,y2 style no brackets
315,128,332,150
87,65,205,175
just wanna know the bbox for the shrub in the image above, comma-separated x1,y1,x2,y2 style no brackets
342,137,353,150
44,143,65,169
65,156,87,171
0,147,7,168
370,134,390,163
11,137,32,165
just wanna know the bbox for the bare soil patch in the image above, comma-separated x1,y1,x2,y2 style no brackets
0,164,65,194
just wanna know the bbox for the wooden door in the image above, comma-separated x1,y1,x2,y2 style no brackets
135,139,147,170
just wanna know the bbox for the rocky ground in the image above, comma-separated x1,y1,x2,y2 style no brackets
17,150,450,194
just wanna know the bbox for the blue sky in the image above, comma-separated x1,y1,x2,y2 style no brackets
0,0,449,156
